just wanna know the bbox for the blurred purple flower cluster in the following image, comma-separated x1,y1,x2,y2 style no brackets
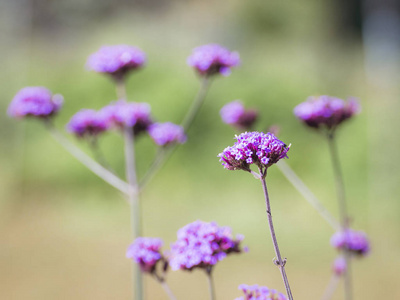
7,87,63,119
332,256,347,276
126,237,164,273
235,284,287,300
148,122,187,146
330,229,370,256
293,95,360,131
220,100,258,130
86,45,146,80
218,131,290,171
66,109,108,137
187,44,240,77
168,220,245,271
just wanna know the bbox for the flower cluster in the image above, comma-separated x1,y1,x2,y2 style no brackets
86,45,146,80
8,86,63,119
126,237,164,273
220,100,258,130
332,256,347,276
330,229,370,256
187,44,240,77
235,284,287,300
100,101,153,135
66,109,108,137
218,131,290,172
148,122,186,146
293,95,360,131
168,220,245,271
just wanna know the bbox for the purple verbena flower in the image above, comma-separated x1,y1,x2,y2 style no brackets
148,122,187,146
332,256,347,276
220,100,258,130
168,220,245,271
66,109,109,138
126,237,164,273
330,229,370,256
86,45,146,80
235,284,287,300
218,131,290,172
99,100,152,135
8,86,63,119
187,44,240,77
294,95,360,131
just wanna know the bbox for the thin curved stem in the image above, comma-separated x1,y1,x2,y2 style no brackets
47,126,129,195
259,168,294,300
139,77,212,191
277,160,340,230
321,275,340,300
206,269,216,300
327,133,352,300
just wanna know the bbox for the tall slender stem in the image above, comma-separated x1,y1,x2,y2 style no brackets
277,161,340,230
139,77,212,190
48,126,129,195
321,275,340,300
116,79,143,300
124,127,143,300
327,133,352,300
259,169,294,300
206,268,216,300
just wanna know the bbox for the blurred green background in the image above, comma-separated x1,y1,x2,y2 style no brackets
1,0,400,299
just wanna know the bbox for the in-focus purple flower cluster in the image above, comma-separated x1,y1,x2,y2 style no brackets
332,256,347,276
235,284,287,300
330,229,370,256
86,45,146,80
126,237,164,273
148,122,187,146
187,44,240,77
293,95,360,131
66,109,108,137
220,100,258,130
8,87,63,119
168,220,245,271
218,131,290,172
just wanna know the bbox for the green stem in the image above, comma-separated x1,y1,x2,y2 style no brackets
206,268,216,300
327,133,352,300
320,274,340,300
259,168,294,300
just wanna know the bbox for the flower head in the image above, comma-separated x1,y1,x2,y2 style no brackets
67,109,109,138
235,284,287,300
332,256,347,276
8,86,63,119
168,220,245,271
187,44,240,77
294,95,360,131
86,45,146,80
330,229,370,256
99,101,152,135
148,122,187,146
126,237,164,273
220,100,258,130
218,132,290,172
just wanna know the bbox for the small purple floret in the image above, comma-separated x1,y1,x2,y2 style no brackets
220,100,258,130
235,284,287,300
99,101,152,135
67,109,109,137
168,220,245,271
126,237,164,273
332,256,347,276
148,122,186,146
330,229,370,256
187,44,240,77
86,45,146,80
218,131,290,171
294,95,360,130
8,86,63,119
